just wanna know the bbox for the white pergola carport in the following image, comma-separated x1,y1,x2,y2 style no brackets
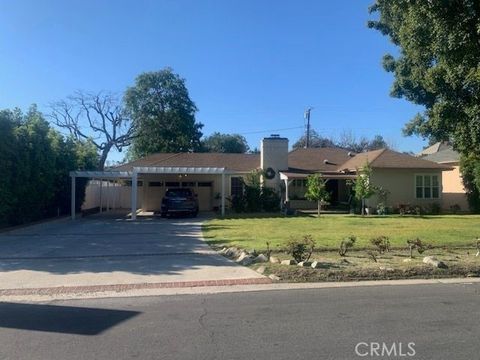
70,166,228,220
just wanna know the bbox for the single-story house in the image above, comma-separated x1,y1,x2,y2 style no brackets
419,142,469,211
72,135,453,219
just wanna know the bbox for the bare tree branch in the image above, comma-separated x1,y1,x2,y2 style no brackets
49,91,136,170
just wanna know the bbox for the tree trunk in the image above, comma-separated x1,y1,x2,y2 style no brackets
361,198,365,216
97,144,113,171
317,200,321,217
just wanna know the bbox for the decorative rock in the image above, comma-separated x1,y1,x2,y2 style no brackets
236,251,250,262
311,261,322,269
238,256,254,266
403,258,412,262
269,256,280,264
256,266,266,274
281,259,297,266
225,247,241,258
298,261,312,267
423,256,448,269
253,254,269,263
268,274,281,281
248,249,257,256
219,247,227,254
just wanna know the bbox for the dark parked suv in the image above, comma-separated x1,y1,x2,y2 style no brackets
160,188,199,217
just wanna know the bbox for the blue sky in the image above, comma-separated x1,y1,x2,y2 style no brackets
0,0,427,162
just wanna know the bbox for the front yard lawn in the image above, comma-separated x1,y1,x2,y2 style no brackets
203,214,480,251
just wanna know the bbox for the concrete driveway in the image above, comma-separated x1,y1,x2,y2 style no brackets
0,214,265,290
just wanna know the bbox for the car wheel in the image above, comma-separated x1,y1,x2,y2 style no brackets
160,212,167,218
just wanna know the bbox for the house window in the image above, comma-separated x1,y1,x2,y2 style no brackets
165,181,180,187
231,177,244,198
198,182,212,187
293,179,307,187
124,180,143,187
148,181,163,187
181,182,196,187
415,175,440,199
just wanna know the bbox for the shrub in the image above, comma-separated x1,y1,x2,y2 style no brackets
406,238,426,258
339,235,356,256
286,235,315,263
367,250,378,262
427,202,441,215
261,187,281,212
370,236,390,254
376,203,387,215
450,204,461,214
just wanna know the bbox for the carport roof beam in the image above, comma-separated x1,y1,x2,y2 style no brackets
69,171,132,179
133,166,227,174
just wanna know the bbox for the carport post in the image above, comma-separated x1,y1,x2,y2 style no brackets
71,174,76,220
221,172,225,217
131,172,138,220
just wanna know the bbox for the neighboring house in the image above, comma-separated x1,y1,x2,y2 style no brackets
420,143,469,212
73,136,453,219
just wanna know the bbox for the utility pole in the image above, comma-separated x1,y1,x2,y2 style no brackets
304,108,312,148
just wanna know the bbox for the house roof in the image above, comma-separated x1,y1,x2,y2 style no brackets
287,147,352,172
114,146,450,175
339,148,452,171
115,152,260,172
417,141,452,156
423,148,460,164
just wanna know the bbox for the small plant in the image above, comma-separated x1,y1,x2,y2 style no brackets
370,236,390,254
367,250,378,263
339,235,356,257
266,241,272,259
376,203,387,215
407,237,427,258
286,235,315,263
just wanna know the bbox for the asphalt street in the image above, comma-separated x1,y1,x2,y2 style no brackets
0,282,479,360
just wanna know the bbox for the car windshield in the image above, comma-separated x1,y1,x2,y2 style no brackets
165,189,192,198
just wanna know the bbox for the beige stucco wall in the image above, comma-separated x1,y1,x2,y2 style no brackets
368,168,444,210
82,174,238,212
440,163,469,211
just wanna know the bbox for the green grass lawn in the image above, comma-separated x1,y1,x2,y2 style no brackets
203,214,480,251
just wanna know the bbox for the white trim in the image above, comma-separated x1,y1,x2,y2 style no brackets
69,171,132,178
414,173,441,200
134,166,227,175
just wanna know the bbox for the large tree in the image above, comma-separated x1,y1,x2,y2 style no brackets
50,91,134,170
0,106,98,227
124,68,203,158
337,131,390,153
201,132,249,153
292,129,336,149
368,0,480,209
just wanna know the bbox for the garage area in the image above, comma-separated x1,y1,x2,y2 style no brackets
72,167,229,220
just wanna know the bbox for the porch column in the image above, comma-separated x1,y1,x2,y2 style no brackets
284,178,290,202
106,180,110,212
221,172,226,217
99,179,103,213
112,179,116,210
71,174,76,220
131,172,138,220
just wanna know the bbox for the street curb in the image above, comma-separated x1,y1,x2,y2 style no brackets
2,277,479,303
